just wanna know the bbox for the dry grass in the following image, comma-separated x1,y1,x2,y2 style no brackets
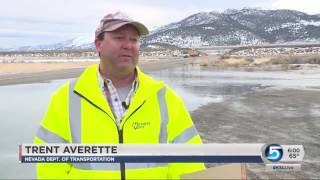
0,62,97,75
0,58,179,76
269,55,320,65
197,56,270,67
196,55,320,68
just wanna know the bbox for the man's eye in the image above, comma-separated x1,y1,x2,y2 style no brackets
131,38,138,42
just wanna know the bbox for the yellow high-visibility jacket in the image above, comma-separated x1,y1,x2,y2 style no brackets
34,64,205,179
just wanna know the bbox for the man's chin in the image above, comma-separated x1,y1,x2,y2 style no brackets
118,60,137,68
116,65,136,74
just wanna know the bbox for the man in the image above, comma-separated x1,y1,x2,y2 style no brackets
34,12,205,179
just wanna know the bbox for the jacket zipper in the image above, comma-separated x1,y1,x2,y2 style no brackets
118,101,146,180
119,128,125,180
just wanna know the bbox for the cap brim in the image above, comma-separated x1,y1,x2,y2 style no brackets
104,21,149,36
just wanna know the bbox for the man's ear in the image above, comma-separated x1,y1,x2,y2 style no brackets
95,39,102,52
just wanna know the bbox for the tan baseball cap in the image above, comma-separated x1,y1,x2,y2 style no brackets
95,12,149,38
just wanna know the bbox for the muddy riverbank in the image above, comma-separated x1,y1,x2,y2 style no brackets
191,88,320,179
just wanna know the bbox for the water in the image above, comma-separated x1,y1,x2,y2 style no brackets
0,79,71,179
1,65,320,178
149,65,320,111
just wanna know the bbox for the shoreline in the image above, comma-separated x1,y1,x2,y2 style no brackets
1,55,320,86
0,58,196,86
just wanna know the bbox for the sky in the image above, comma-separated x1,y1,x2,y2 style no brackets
1,0,320,49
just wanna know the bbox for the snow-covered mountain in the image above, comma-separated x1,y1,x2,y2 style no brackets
3,8,320,51
141,8,320,48
10,36,94,52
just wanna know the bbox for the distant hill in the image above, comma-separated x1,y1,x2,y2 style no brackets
141,8,320,48
5,36,94,52
2,8,320,52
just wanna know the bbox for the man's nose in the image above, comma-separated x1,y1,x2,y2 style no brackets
121,38,134,49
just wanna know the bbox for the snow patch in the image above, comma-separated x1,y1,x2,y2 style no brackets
203,27,215,30
299,20,320,26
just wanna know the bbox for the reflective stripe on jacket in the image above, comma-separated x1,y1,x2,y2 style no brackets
34,64,205,179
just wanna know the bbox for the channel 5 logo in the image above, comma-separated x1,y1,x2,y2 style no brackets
264,144,283,162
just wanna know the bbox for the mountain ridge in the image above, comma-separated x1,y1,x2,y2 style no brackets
2,8,320,52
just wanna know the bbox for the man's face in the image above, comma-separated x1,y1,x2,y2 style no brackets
95,25,140,75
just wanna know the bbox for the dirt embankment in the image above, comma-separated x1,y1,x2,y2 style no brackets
0,57,195,86
192,55,320,71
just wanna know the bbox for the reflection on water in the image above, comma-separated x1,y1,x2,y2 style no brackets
149,65,320,111
1,65,320,178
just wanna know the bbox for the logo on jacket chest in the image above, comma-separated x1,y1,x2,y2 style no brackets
132,121,150,130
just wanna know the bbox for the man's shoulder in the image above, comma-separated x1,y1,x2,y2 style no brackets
54,64,98,97
163,84,182,100
137,68,163,87
137,68,182,100
51,80,71,99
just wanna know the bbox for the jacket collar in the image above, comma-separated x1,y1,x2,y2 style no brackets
73,64,164,119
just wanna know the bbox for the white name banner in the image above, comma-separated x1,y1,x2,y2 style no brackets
19,144,304,164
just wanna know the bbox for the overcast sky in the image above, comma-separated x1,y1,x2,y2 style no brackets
1,0,320,48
